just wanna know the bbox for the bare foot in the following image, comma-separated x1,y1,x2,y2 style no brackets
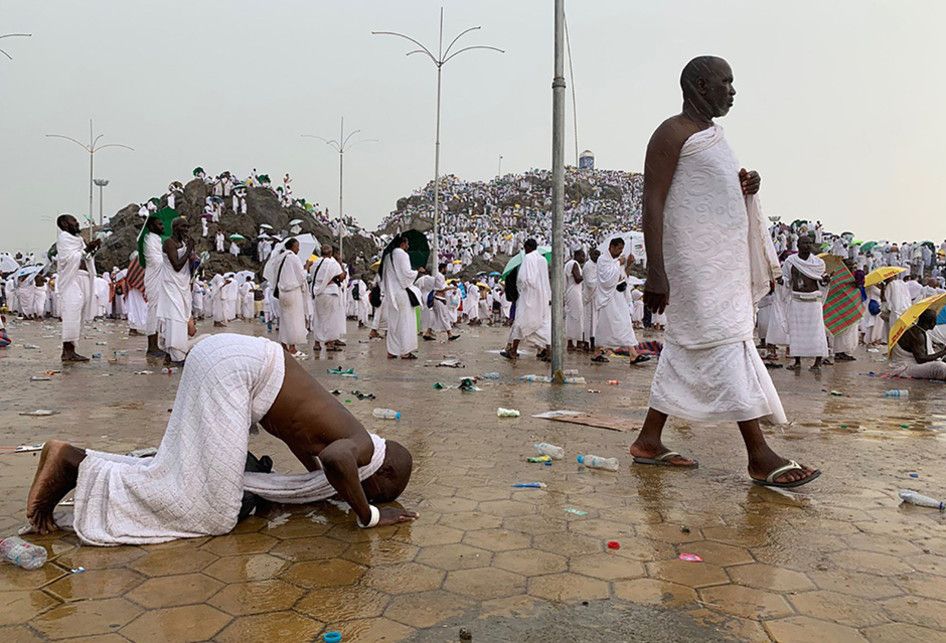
26,440,85,535
628,441,697,467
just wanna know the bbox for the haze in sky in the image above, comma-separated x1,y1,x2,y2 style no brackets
2,0,945,254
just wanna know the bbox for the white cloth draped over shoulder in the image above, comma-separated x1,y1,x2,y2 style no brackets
581,259,598,343
594,255,636,348
56,230,96,343
71,334,387,546
157,241,191,361
649,124,786,424
311,257,344,344
276,251,308,346
510,250,551,348
564,259,583,342
143,232,164,335
382,247,419,356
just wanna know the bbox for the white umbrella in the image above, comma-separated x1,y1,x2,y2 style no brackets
236,270,255,283
597,232,645,261
0,255,20,273
16,265,43,280
288,219,304,226
259,223,274,230
293,233,317,260
114,268,128,281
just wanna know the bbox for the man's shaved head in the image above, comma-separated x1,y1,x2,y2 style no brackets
321,244,334,257
361,440,413,504
681,56,735,119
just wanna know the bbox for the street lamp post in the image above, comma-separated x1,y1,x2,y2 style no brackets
93,178,109,230
550,0,567,382
46,119,133,239
373,8,503,276
497,154,503,177
0,32,31,61
301,117,377,259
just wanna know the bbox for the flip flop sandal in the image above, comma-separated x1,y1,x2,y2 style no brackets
632,451,699,468
751,460,822,489
448,335,460,341
591,355,609,363
763,362,783,369
401,353,418,360
422,335,436,341
631,355,651,365
500,350,518,360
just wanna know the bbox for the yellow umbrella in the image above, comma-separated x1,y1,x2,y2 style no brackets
887,293,946,355
309,254,320,263
370,259,381,271
864,266,907,288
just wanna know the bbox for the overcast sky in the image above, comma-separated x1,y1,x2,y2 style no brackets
2,0,945,254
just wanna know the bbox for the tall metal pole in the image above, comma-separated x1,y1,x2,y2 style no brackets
497,154,503,177
373,9,504,277
564,14,579,167
0,32,31,61
550,0,567,382
88,120,94,232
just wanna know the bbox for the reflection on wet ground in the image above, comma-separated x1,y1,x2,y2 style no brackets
0,318,944,641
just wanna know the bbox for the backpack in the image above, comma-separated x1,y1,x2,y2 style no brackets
369,284,382,308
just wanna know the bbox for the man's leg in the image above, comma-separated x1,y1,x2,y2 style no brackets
629,409,697,466
811,356,823,371
26,440,86,534
61,341,89,362
738,419,819,484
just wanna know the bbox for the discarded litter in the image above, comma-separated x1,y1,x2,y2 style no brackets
576,454,619,472
527,455,552,463
534,442,565,460
497,407,520,418
134,370,154,375
323,631,342,643
327,367,355,376
563,376,586,384
22,343,39,350
607,379,620,386
161,367,176,375
899,489,945,510
372,408,401,421
330,389,342,395
113,350,128,357
433,382,446,390
266,513,291,529
437,359,463,368
91,353,102,359
19,410,58,417
909,473,919,478
512,482,547,489
480,372,501,380
564,507,588,516
458,377,481,392
70,566,86,574
352,390,376,400
587,389,601,394
0,536,48,570
830,390,843,396
900,424,911,429
29,376,52,382
679,553,703,562
520,374,552,383
95,341,107,346
884,389,909,398
607,540,621,550
14,443,44,453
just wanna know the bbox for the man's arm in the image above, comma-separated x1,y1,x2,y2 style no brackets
571,262,583,285
162,238,190,272
904,329,946,364
642,120,689,315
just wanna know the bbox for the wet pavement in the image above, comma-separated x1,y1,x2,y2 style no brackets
0,317,944,642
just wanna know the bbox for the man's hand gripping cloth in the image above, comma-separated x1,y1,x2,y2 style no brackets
72,334,385,546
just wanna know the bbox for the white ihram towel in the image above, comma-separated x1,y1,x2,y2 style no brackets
72,334,385,546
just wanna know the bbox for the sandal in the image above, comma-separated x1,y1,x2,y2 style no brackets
751,460,821,489
401,353,418,360
632,450,699,469
591,354,609,363
631,355,651,365
500,350,518,360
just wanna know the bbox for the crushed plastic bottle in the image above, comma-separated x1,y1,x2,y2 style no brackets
480,372,501,380
520,374,552,383
0,536,47,570
372,408,401,420
534,442,565,460
161,367,176,375
883,389,909,398
899,489,945,510
497,408,521,418
563,376,586,384
576,454,619,472
512,482,547,489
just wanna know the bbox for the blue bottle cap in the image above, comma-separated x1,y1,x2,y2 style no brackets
323,632,342,643
576,455,584,464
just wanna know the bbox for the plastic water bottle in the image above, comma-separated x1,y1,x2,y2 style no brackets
883,389,909,398
563,376,586,385
161,367,176,375
577,454,619,472
497,408,521,418
520,374,552,383
373,408,401,421
534,442,565,460
899,490,945,510
480,372,501,380
0,536,47,570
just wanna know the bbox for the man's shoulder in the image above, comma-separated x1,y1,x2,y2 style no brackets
650,115,704,148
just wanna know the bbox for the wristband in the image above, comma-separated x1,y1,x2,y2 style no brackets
358,505,381,529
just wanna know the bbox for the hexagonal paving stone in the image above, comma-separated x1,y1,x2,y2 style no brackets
208,579,304,616
120,604,232,642
32,597,142,639
0,625,44,643
439,511,503,531
528,572,610,603
568,518,634,540
270,536,349,562
462,528,531,552
126,573,224,609
444,567,525,600
686,607,770,642
0,564,65,591
608,536,677,563
261,516,333,540
296,586,390,622
727,563,816,593
54,546,146,572
385,590,474,628
216,611,324,643
203,553,288,584
129,548,218,577
613,578,698,607
47,568,145,601
683,541,754,567
502,515,568,535
324,522,401,544
699,585,794,620
861,622,946,643
880,595,946,630
763,616,868,643
701,526,768,547
336,617,415,642
533,532,602,557
807,569,903,600
419,496,479,514
493,549,567,577
842,533,922,557
343,540,419,567
570,553,646,581
646,559,729,588
897,573,946,601
479,594,549,619
903,553,946,577
455,485,513,502
414,543,493,571
393,523,465,547
362,562,444,595
831,550,914,576
478,500,537,518
789,590,889,628
281,558,366,589
200,533,277,557
0,590,60,627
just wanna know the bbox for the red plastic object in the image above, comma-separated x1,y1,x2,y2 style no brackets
607,540,620,550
